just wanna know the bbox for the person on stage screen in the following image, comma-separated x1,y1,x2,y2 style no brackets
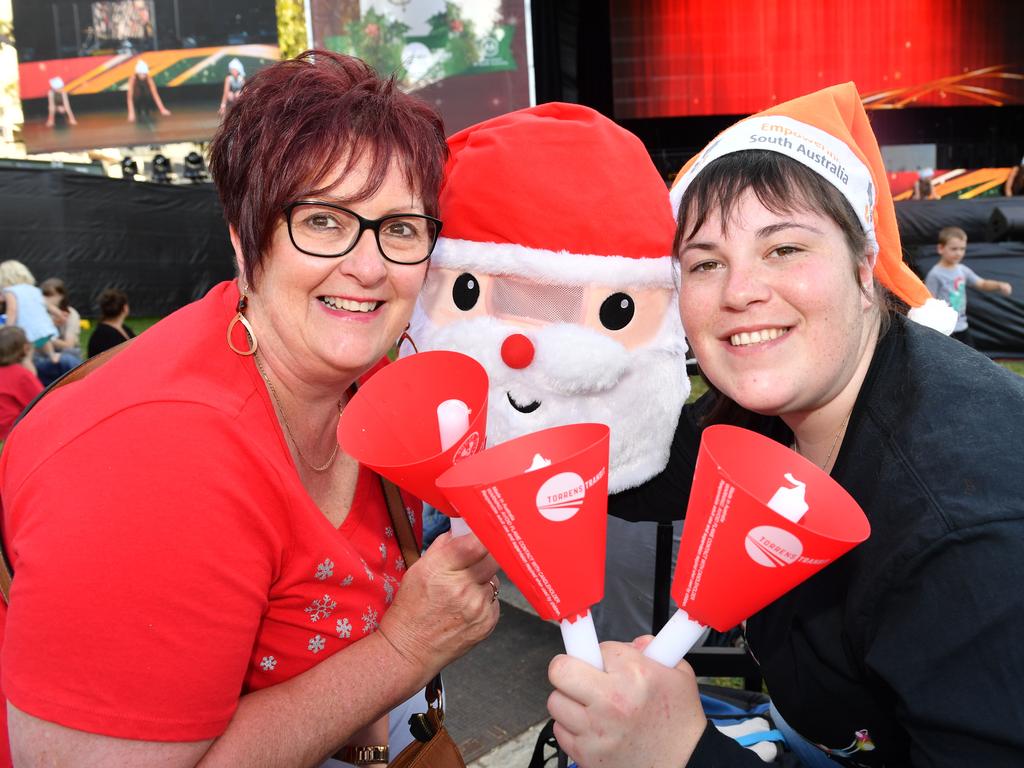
45,77,77,128
126,58,171,123
220,57,246,115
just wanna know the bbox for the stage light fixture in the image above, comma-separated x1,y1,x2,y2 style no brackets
151,154,172,184
184,151,208,183
121,157,139,181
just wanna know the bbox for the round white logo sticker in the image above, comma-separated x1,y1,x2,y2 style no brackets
744,525,803,568
452,431,481,464
535,472,586,522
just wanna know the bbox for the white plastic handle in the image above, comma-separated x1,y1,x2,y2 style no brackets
642,608,707,668
436,399,472,537
560,609,604,670
437,399,470,452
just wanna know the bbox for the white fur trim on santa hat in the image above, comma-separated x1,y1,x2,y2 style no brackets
433,238,676,288
907,297,958,335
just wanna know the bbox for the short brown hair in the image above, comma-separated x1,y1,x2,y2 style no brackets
0,325,29,366
938,226,967,245
40,277,69,311
96,288,129,320
675,150,869,267
208,50,448,287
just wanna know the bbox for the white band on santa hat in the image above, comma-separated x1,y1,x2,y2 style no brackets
670,115,879,255
432,238,677,289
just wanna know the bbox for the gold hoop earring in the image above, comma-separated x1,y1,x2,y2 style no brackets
227,293,258,356
396,324,419,355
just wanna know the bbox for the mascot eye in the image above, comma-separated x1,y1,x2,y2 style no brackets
599,292,635,330
452,272,480,311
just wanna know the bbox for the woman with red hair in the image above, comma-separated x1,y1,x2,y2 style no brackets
1,51,499,767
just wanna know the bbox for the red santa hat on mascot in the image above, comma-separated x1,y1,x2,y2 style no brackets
434,102,678,292
669,82,957,334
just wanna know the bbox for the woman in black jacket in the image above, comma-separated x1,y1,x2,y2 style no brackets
547,83,1024,768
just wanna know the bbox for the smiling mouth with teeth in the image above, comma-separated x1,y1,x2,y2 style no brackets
507,392,541,414
730,327,790,347
320,296,380,313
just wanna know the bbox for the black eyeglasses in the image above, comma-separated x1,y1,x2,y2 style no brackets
284,201,442,265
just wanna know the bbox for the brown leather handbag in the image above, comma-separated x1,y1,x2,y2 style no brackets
377,478,466,768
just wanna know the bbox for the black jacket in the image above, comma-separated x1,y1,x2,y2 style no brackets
610,316,1024,766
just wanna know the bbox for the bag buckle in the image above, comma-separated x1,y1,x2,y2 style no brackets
408,712,436,743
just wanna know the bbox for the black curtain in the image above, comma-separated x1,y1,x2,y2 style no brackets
0,168,234,317
531,0,613,115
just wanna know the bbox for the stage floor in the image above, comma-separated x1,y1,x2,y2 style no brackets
21,104,223,154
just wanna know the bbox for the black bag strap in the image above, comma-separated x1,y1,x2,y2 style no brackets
375,470,452,743
0,339,137,603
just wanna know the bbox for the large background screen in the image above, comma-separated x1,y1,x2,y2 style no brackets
611,0,1024,120
309,0,533,135
14,0,278,152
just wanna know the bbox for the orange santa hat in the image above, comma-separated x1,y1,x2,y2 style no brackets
669,82,957,334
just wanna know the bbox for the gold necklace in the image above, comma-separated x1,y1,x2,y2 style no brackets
253,352,342,473
795,409,853,472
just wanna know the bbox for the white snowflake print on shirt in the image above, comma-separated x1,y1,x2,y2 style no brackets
308,635,326,654
305,594,337,623
379,542,387,561
340,574,353,587
362,605,379,634
384,526,393,538
395,556,406,573
336,617,352,639
362,558,374,582
315,558,335,581
260,655,277,671
383,575,395,604
406,506,416,527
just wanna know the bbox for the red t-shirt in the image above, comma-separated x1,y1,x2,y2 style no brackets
0,365,42,441
0,282,419,760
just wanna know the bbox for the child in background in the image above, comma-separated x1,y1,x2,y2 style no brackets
0,326,43,442
0,260,76,385
925,226,1013,347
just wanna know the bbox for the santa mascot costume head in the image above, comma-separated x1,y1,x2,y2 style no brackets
410,103,689,495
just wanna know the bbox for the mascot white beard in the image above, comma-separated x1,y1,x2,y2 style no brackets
409,308,689,495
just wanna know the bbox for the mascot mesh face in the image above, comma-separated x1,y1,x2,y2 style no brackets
410,265,689,493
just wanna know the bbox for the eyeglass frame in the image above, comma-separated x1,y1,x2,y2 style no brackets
283,200,443,265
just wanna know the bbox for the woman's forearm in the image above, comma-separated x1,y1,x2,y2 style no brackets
198,630,428,767
4,291,18,324
10,630,432,768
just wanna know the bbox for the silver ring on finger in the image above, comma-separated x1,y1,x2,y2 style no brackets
488,577,499,603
